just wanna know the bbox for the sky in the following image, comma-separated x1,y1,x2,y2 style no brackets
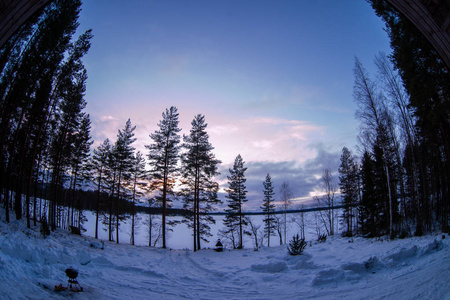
76,0,392,210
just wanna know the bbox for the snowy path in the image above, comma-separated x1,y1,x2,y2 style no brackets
0,219,449,299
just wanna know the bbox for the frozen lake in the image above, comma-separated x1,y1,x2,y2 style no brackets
83,209,342,250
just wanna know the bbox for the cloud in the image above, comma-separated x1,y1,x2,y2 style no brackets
217,143,341,211
208,124,239,136
207,116,324,165
251,140,273,149
100,115,117,121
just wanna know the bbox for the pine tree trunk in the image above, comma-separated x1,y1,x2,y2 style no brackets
95,166,102,239
196,185,201,250
385,164,393,238
193,168,199,251
131,173,137,246
116,170,122,244
109,169,116,242
239,204,243,249
162,166,167,249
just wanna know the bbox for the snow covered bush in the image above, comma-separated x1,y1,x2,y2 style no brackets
287,234,306,255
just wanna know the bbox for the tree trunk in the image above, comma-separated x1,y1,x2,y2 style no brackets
116,170,122,244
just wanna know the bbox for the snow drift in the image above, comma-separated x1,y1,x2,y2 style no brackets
0,218,449,299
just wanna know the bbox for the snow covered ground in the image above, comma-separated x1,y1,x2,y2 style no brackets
0,216,449,299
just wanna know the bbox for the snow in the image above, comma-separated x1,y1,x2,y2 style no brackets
0,216,449,299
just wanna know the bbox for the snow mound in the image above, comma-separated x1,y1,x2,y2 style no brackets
363,256,382,271
91,255,114,267
385,245,418,265
251,261,287,273
420,239,443,255
76,249,91,265
291,254,317,269
89,240,104,249
313,268,362,286
385,239,444,267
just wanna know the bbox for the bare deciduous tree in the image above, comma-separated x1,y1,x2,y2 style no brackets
315,169,337,236
248,217,262,250
279,181,292,244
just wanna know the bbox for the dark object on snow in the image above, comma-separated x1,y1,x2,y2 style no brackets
317,233,327,243
54,283,67,292
69,226,81,235
215,239,223,252
65,268,83,291
40,218,50,238
288,234,307,256
65,268,78,279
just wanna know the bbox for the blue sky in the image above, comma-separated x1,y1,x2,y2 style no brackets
77,0,391,209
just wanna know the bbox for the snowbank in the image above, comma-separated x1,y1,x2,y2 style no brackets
0,217,449,299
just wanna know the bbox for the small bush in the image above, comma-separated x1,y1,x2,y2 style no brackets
317,233,327,243
287,234,307,256
40,217,50,238
341,231,353,238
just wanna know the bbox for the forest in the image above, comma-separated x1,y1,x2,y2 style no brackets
0,0,449,252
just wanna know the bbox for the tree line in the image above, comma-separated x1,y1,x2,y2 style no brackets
0,0,93,230
335,1,449,238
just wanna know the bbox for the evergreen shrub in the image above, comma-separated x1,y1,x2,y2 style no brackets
287,234,306,256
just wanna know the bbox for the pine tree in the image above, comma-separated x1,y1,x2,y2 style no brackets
261,173,276,247
91,138,111,239
129,151,147,245
359,151,377,236
113,119,136,243
105,143,118,242
180,114,221,251
146,106,181,248
69,113,93,231
372,125,399,238
48,55,89,231
223,154,248,249
339,147,358,236
287,234,306,256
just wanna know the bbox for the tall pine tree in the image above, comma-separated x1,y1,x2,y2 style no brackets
113,119,136,243
91,138,111,239
146,106,181,248
338,147,358,236
359,151,377,236
180,114,221,251
129,151,147,245
223,154,248,249
261,173,276,247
